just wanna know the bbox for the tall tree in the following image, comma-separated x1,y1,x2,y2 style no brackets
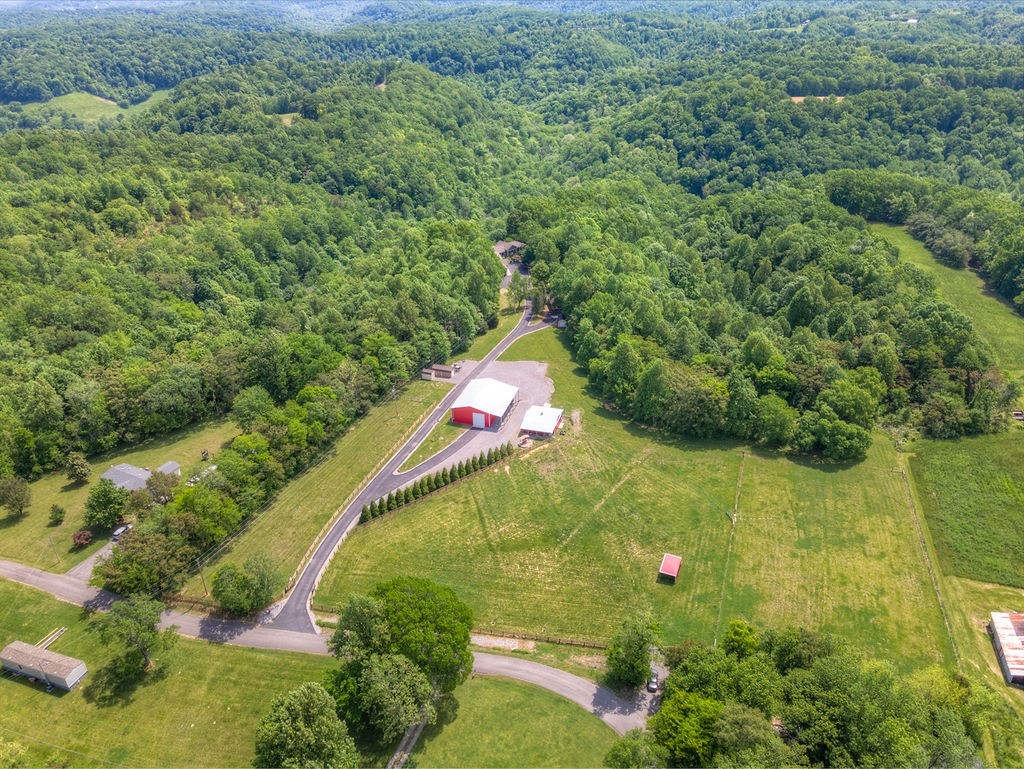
607,613,661,688
84,478,130,529
89,594,177,671
0,476,30,518
253,682,360,769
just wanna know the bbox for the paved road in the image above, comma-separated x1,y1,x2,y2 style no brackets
0,558,653,731
268,296,554,634
472,652,653,735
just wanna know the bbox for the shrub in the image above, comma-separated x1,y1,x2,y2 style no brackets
49,504,66,526
72,529,93,548
360,505,370,523
441,467,451,485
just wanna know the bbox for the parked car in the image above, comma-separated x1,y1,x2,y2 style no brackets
112,524,132,542
647,669,659,693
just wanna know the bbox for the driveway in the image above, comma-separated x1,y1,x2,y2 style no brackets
472,652,652,735
267,297,556,634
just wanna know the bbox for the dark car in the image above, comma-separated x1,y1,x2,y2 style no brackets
647,670,659,693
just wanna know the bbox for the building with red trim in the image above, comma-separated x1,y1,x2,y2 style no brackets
451,378,519,429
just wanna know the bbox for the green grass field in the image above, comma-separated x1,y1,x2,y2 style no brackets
398,419,467,472
720,440,953,671
870,223,1024,382
1,420,237,572
22,90,171,122
909,431,1024,589
0,580,334,768
316,329,951,669
411,676,616,768
180,381,449,599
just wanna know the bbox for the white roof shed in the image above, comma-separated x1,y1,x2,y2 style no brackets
520,405,564,436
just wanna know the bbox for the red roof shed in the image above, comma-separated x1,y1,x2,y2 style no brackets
659,553,682,583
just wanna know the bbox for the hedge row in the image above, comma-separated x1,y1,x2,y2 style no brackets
360,442,515,523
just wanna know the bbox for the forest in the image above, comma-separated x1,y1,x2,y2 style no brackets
0,0,1021,657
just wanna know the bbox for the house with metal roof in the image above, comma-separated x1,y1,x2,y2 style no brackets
100,461,180,492
520,405,564,438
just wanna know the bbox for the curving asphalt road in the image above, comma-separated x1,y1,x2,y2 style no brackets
268,294,555,634
0,558,651,734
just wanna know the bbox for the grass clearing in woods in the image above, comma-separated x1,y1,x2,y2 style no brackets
22,90,170,122
2,420,238,572
870,223,1024,383
316,329,951,670
411,676,616,769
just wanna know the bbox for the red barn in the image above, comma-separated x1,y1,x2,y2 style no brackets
451,378,519,429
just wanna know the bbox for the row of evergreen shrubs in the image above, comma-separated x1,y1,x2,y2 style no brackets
360,443,515,523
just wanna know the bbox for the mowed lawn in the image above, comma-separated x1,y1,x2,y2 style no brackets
412,676,616,768
909,432,1024,589
870,223,1024,382
0,580,333,768
180,380,450,599
1,420,237,572
317,328,950,668
721,439,954,671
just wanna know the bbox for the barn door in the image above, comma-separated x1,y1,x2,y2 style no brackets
472,412,486,428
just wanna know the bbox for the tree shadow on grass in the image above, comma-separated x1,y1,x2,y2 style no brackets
82,653,168,708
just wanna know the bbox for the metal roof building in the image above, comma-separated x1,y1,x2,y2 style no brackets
659,553,682,584
101,461,180,491
990,612,1024,685
100,463,151,491
451,378,519,429
520,405,564,438
1,641,87,691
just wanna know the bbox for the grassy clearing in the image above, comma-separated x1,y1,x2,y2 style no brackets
909,431,1024,588
22,90,170,122
180,381,449,599
398,419,467,472
317,328,948,669
0,580,333,768
2,420,237,572
411,676,616,768
721,439,954,672
870,223,1024,382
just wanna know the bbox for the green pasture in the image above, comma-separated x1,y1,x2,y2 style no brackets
909,431,1024,589
870,223,1024,381
22,90,170,122
720,439,953,671
317,328,951,668
411,676,616,768
2,420,237,572
180,381,449,599
0,580,333,768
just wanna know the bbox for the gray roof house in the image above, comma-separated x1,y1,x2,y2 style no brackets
101,461,181,492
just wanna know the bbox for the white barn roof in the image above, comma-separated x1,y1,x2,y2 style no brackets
452,378,519,417
521,405,564,435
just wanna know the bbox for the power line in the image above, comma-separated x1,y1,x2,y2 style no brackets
0,721,128,768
